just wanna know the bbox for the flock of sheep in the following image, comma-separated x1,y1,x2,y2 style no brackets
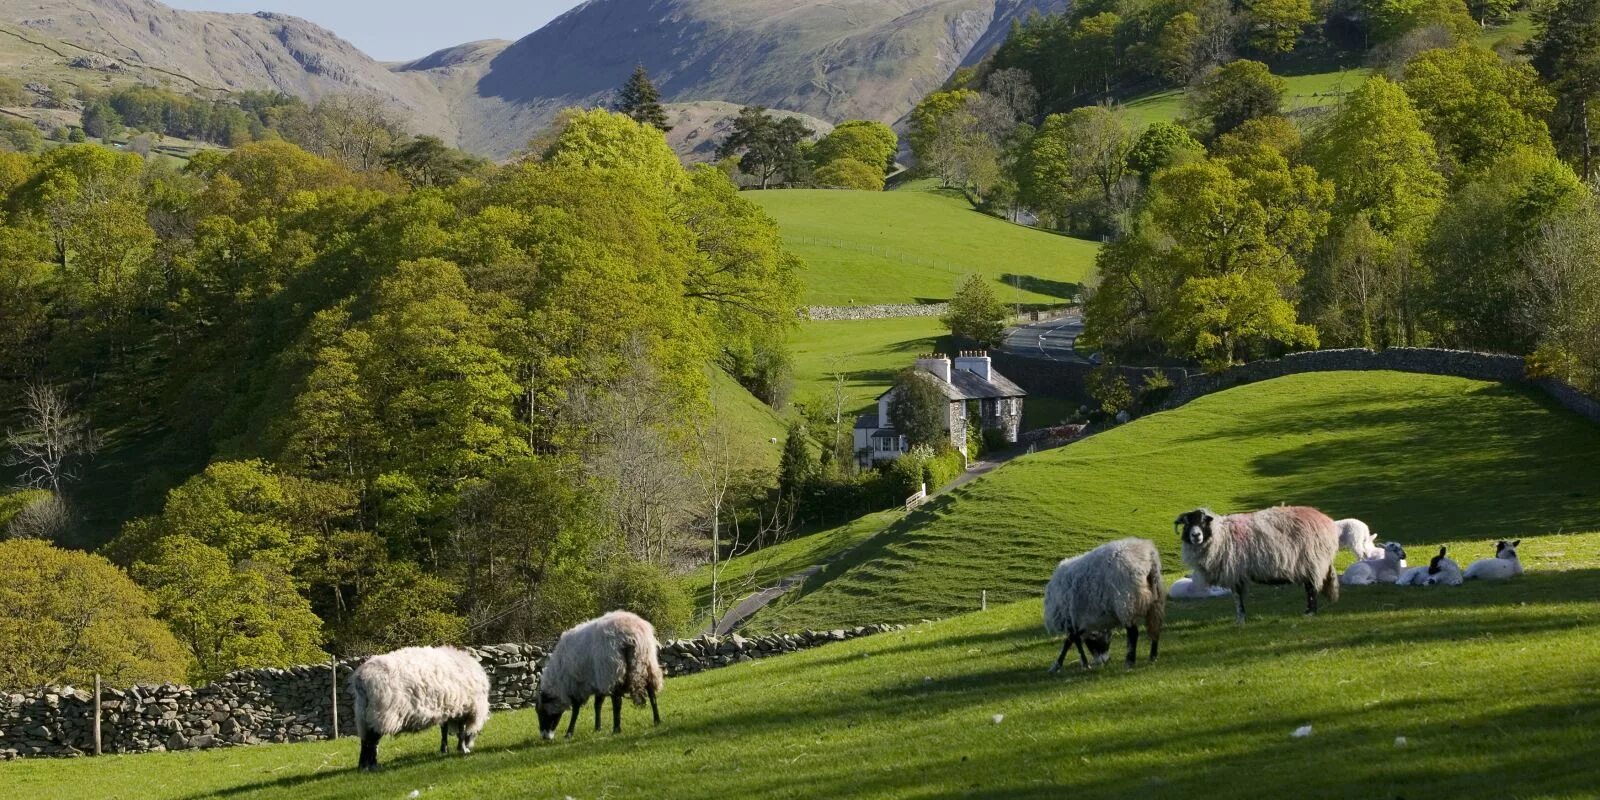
340,503,1528,772
349,610,664,771
1042,504,1527,670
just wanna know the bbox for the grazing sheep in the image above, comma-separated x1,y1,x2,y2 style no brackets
537,611,664,741
1169,572,1231,600
1340,542,1408,586
1336,518,1386,561
1043,537,1165,671
1464,540,1524,581
1175,506,1340,624
350,646,490,772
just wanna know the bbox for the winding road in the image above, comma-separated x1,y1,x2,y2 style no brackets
999,311,1088,363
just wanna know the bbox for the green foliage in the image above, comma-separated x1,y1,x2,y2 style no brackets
597,560,692,637
614,65,672,133
921,446,966,489
0,117,43,154
0,539,189,690
810,120,897,175
942,273,1007,345
66,127,85,143
1087,365,1134,415
888,368,949,450
0,77,25,106
1126,121,1204,181
80,100,123,140
1527,0,1600,180
1245,0,1315,54
1309,76,1445,240
715,106,813,189
382,135,483,188
813,157,886,191
1189,60,1287,139
1019,106,1134,235
1402,45,1556,175
1362,0,1477,43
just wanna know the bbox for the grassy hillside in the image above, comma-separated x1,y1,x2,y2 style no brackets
789,316,948,411
13,559,1599,798
707,367,789,472
753,371,1600,630
1122,68,1373,129
752,183,1099,306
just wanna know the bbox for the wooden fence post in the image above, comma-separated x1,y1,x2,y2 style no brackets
93,673,102,756
330,658,339,741
981,590,987,611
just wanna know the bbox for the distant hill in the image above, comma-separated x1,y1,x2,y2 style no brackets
0,0,1064,159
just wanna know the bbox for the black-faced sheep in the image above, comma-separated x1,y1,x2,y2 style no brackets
350,646,490,772
536,610,664,741
1340,542,1407,585
1424,547,1464,585
1043,537,1165,671
1175,506,1340,624
1465,540,1524,580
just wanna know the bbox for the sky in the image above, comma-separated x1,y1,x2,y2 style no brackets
167,0,583,62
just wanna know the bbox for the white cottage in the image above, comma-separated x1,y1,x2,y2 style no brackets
853,352,1026,465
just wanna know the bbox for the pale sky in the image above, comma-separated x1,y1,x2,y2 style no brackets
167,1,583,62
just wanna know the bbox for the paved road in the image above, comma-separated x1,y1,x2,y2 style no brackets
1000,311,1087,363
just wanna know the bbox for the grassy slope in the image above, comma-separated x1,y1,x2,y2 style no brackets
12,570,1599,798
707,367,789,473
1122,69,1373,129
751,183,1098,306
755,371,1600,630
686,509,902,611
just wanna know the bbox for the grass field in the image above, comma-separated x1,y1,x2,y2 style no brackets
1122,69,1373,129
752,371,1600,631
707,367,789,472
751,183,1099,306
686,509,902,615
12,370,1600,798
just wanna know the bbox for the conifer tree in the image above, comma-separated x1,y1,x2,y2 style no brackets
615,64,672,133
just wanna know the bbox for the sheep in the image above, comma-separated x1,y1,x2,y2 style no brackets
350,646,490,772
1340,542,1407,586
536,610,664,741
1169,572,1231,600
1335,518,1386,561
1043,537,1165,671
1464,540,1524,581
1424,547,1464,586
1175,506,1340,624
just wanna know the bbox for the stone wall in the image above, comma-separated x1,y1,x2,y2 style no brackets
805,304,948,321
0,624,902,760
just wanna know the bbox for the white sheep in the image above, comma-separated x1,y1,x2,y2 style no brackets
1425,547,1464,586
537,610,664,741
1464,540,1524,581
1176,506,1341,624
1335,518,1386,561
1169,572,1231,600
1340,542,1407,586
1044,537,1165,671
350,646,490,772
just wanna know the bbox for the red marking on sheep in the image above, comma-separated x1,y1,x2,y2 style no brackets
1230,514,1253,541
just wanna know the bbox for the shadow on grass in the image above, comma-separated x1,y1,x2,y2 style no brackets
1000,274,1083,301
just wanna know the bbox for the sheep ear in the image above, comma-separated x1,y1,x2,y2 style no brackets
1438,547,1446,557
1512,540,1521,548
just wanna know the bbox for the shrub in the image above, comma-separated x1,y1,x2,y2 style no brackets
981,426,1010,453
922,447,966,488
887,444,935,495
1088,365,1134,415
598,560,693,637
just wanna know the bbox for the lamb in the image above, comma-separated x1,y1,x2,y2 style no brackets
1043,537,1165,671
536,610,664,741
1175,506,1340,624
1340,542,1407,586
1169,572,1231,600
1335,518,1386,561
349,646,490,772
1395,546,1463,586
1464,540,1524,581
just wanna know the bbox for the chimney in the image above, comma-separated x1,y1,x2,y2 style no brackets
955,350,991,382
915,354,951,383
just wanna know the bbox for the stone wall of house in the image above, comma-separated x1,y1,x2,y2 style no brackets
0,624,903,760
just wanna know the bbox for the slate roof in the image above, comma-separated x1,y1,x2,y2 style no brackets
876,366,1027,402
854,413,879,430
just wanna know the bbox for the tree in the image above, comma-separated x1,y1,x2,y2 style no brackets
0,539,189,690
1403,45,1556,174
888,369,949,450
810,120,898,175
614,64,673,133
1153,12,1202,84
0,76,25,106
776,421,816,519
81,100,123,141
1021,106,1134,234
909,89,987,187
4,382,100,497
943,274,1008,345
1189,60,1286,139
986,68,1039,122
1126,121,1204,181
1518,200,1600,392
1308,76,1445,241
277,94,406,172
715,107,813,189
814,158,885,190
1245,0,1314,54
1362,0,1476,43
1075,12,1124,95
1526,0,1600,180
383,135,483,187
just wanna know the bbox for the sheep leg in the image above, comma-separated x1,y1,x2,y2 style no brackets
359,731,381,772
1148,630,1159,663
1303,581,1318,616
565,699,580,739
1072,635,1091,670
439,722,449,755
611,689,624,734
1049,635,1074,673
648,685,660,725
593,693,604,732
1124,626,1139,668
1233,584,1248,625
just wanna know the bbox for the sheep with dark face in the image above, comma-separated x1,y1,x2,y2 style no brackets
536,611,664,741
350,646,490,772
1465,540,1524,580
1044,538,1165,671
1398,546,1462,586
1175,506,1340,624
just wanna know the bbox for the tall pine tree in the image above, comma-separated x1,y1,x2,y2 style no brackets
615,64,673,133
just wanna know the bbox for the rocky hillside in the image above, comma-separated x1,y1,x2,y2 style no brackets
1,0,1065,158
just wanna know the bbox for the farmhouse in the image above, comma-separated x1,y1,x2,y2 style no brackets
853,352,1026,465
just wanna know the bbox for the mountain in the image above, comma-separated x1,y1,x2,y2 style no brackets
0,0,1065,158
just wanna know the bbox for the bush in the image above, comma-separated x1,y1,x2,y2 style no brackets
598,560,693,637
1138,370,1175,409
887,444,935,495
1088,365,1134,415
923,447,966,488
981,426,1010,453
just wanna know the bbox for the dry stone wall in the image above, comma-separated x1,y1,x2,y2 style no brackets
805,304,948,321
0,625,902,760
